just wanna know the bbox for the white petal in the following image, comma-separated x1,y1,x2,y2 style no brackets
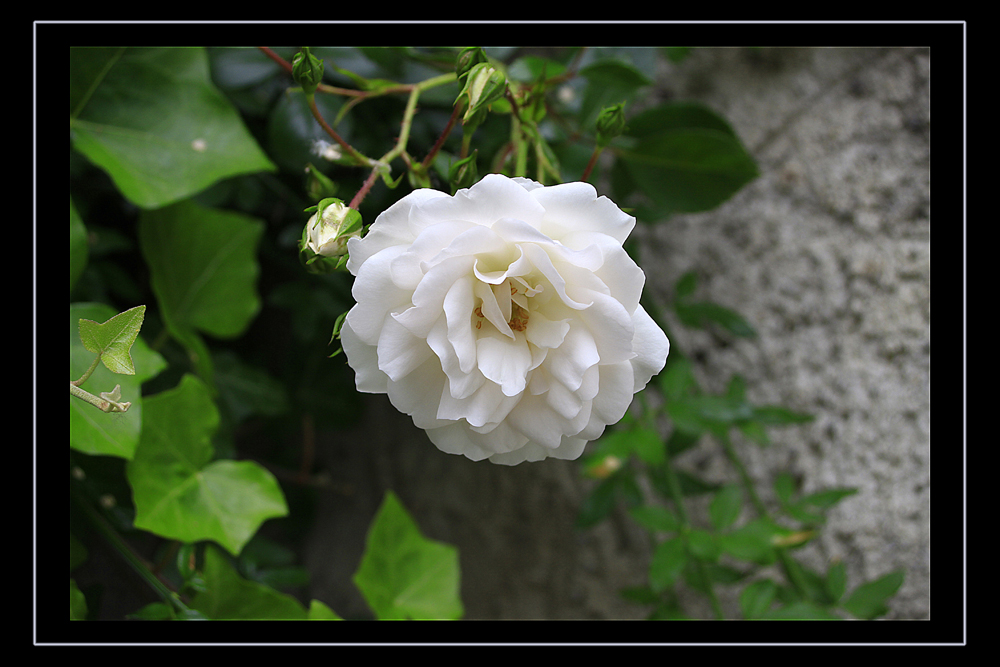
529,180,636,244
347,245,411,345
524,310,570,350
385,356,450,430
630,304,670,392
411,173,546,231
346,188,448,273
545,325,600,392
340,315,387,394
590,361,635,425
377,315,433,381
477,332,532,396
577,290,636,365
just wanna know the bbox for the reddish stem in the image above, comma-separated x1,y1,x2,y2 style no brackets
350,166,382,209
581,146,601,183
258,46,293,74
422,103,463,169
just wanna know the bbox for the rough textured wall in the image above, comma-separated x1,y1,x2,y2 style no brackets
303,46,930,621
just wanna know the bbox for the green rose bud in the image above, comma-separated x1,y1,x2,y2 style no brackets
299,198,362,273
595,101,627,147
292,47,324,95
459,62,507,125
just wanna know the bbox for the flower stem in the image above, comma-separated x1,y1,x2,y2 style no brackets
718,433,811,600
640,394,723,619
423,102,463,169
349,167,382,210
257,46,293,74
307,94,373,167
70,382,131,413
71,483,193,617
581,146,602,182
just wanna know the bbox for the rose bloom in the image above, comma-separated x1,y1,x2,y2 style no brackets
340,174,669,464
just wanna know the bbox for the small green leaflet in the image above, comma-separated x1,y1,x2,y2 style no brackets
78,305,146,375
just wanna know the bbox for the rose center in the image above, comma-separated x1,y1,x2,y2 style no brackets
472,276,542,335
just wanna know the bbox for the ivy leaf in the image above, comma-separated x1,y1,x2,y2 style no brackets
70,303,166,459
189,545,323,620
69,47,275,209
353,491,464,620
138,200,264,387
139,201,264,340
127,374,287,555
78,305,146,375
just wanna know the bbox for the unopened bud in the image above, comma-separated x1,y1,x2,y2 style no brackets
460,63,507,125
299,198,362,273
292,47,324,95
595,101,627,147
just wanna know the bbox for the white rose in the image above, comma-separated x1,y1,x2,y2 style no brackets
340,174,669,464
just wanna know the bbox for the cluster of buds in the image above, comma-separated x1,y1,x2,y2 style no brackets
299,198,363,273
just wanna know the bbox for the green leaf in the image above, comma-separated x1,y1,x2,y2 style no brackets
70,198,88,293
751,405,814,426
626,102,739,140
674,270,699,300
649,537,687,592
826,560,847,603
719,519,778,565
800,487,859,510
667,393,754,434
675,301,757,338
69,47,275,209
78,305,146,375
774,471,797,505
139,200,264,341
352,491,464,620
686,529,720,561
70,303,167,459
308,599,343,620
127,374,287,554
578,60,650,125
658,355,698,402
188,545,310,619
740,579,777,619
618,126,758,218
709,483,744,530
841,570,905,619
575,473,619,528
762,601,842,620
70,579,87,620
628,505,680,533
